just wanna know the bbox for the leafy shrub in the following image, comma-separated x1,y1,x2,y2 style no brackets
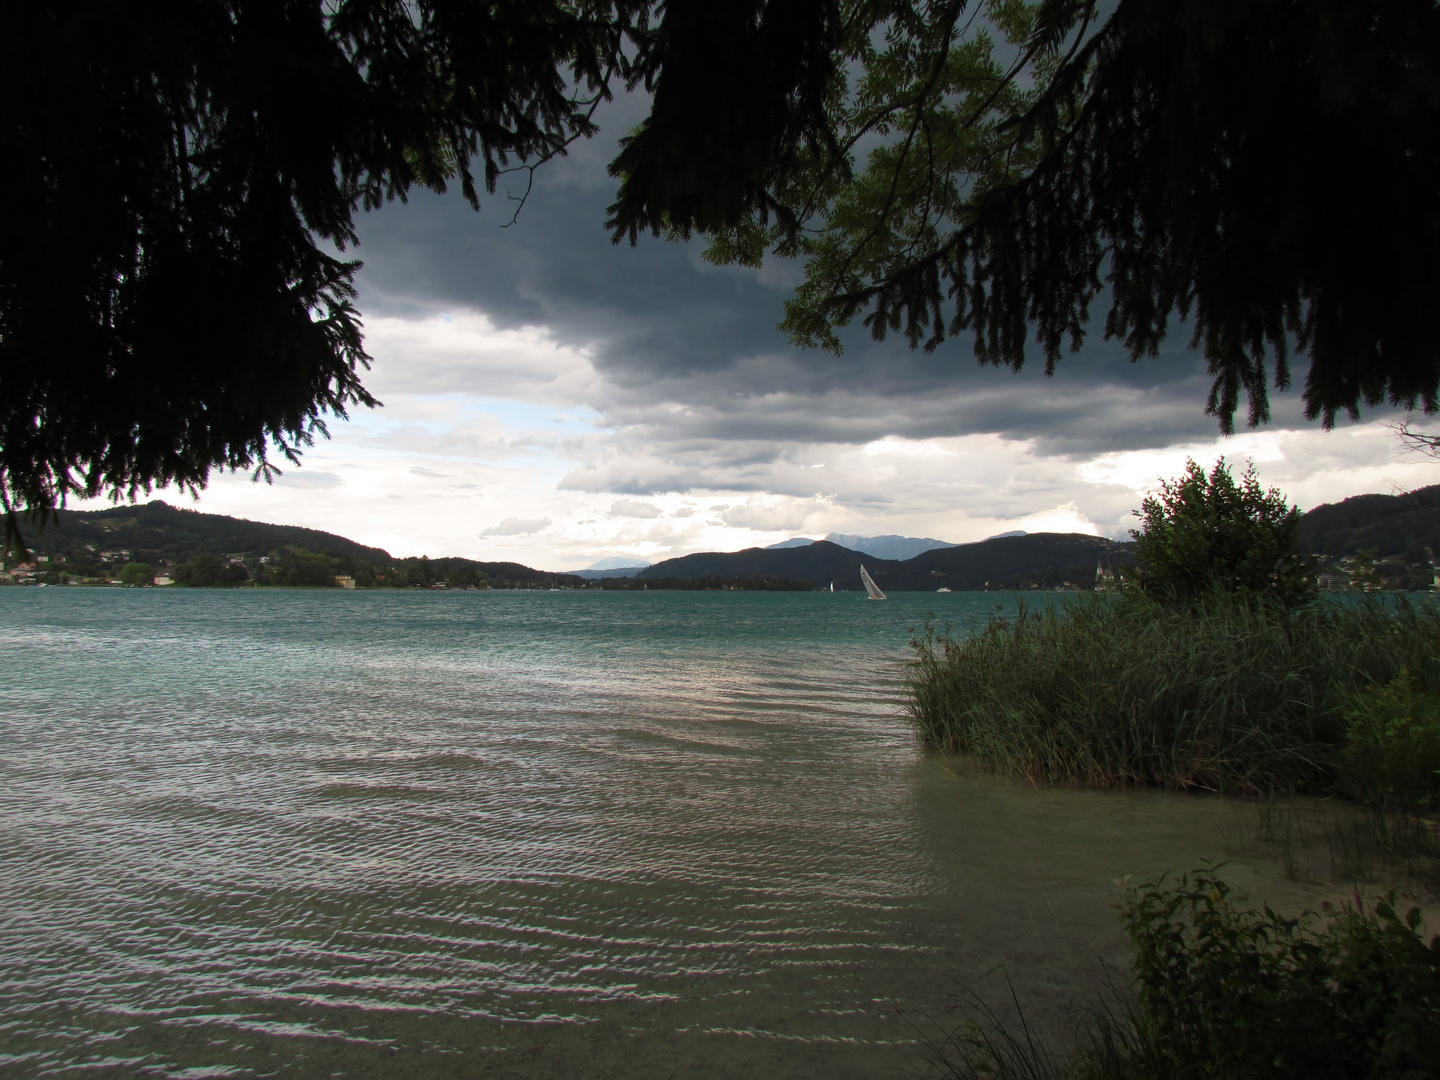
930,871,1440,1080
117,561,153,586
1101,871,1440,1079
1132,458,1313,609
276,546,343,587
172,550,225,586
1342,670,1440,812
220,561,249,584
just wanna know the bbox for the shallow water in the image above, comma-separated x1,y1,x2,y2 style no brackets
0,588,1355,1077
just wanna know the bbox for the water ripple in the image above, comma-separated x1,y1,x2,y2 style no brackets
2,589,1309,1077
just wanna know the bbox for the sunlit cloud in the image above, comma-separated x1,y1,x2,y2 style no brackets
480,517,553,537
609,499,663,519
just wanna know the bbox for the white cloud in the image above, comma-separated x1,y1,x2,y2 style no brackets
92,394,1440,572
719,495,826,532
609,499,663,519
480,517,552,537
361,311,601,407
272,469,342,489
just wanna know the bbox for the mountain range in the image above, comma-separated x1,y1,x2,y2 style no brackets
764,532,958,561
564,556,655,579
642,534,1126,592
567,565,655,580
13,484,1439,591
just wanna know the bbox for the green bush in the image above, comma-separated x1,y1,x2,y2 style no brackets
1103,871,1440,1079
275,546,341,587
1132,458,1313,609
1342,671,1440,813
931,872,1440,1080
173,550,224,586
118,561,153,586
907,591,1440,793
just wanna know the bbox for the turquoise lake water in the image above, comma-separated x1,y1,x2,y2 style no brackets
0,588,1347,1077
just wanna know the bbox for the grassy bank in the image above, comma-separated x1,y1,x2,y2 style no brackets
907,591,1440,800
929,870,1440,1080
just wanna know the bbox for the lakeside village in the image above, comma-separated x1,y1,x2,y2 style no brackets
4,545,1440,592
0,548,497,590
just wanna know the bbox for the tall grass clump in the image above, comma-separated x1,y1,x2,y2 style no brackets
930,870,1440,1080
907,591,1440,793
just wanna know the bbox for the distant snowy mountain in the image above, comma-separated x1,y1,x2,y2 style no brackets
587,557,653,570
764,537,817,549
823,533,956,561
565,556,653,580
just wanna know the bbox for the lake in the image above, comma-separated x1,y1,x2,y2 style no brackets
0,588,1349,1077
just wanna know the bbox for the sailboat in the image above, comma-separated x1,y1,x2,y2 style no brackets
829,581,834,593
859,564,887,600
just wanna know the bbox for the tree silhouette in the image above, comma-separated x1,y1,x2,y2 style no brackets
620,0,1440,435
1,0,648,550
9,0,1439,553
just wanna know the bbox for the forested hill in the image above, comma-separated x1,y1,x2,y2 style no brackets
641,541,894,590
18,501,584,590
1298,485,1440,562
33,500,392,564
900,533,1132,591
643,534,1132,592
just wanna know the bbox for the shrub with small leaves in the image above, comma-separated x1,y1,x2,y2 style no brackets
1109,870,1440,1080
926,871,1440,1080
1342,670,1440,813
1132,459,1314,609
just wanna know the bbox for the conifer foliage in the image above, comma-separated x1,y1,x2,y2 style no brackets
6,0,1439,552
0,0,644,548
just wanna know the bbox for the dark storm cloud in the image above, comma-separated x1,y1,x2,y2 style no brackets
344,96,1325,464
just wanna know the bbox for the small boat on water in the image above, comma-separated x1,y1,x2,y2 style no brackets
859,564,887,600
936,587,951,593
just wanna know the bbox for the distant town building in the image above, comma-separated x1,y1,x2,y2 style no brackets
335,575,356,590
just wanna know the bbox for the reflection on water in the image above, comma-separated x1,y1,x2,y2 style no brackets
0,589,1364,1077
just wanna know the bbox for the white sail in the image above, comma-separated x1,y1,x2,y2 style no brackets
859,564,887,600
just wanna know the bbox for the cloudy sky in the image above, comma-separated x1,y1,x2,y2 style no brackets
85,95,1440,571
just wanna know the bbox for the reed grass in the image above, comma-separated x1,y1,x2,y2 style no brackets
907,591,1440,794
